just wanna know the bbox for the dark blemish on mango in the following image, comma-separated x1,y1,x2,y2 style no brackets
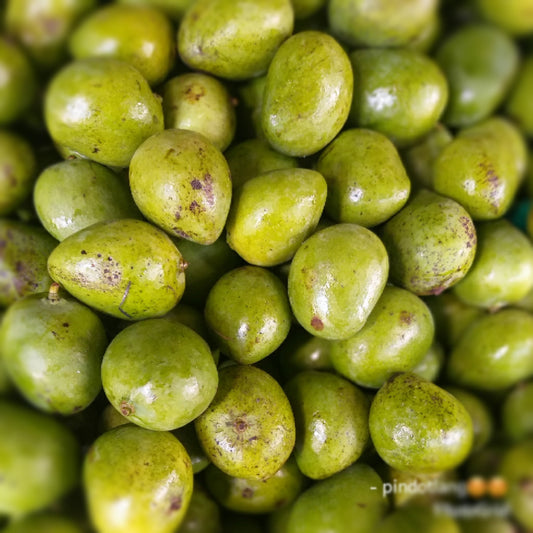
242,488,254,499
169,495,182,512
190,178,202,190
311,316,324,331
120,400,134,416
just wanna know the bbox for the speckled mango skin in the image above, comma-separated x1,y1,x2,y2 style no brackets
194,365,296,480
102,319,218,431
381,189,477,296
204,266,291,365
288,223,389,340
178,0,293,81
447,309,533,391
0,290,107,415
129,129,231,245
330,286,434,389
162,73,236,152
69,4,175,86
47,219,186,320
453,219,533,310
434,117,526,221
436,24,518,128
316,128,410,227
34,159,140,241
226,168,327,266
328,0,438,48
284,370,369,480
0,130,36,216
44,58,163,168
262,31,353,157
205,456,304,513
0,220,57,308
286,463,387,533
349,48,448,148
0,37,36,125
0,401,79,516
369,373,474,473
84,425,193,533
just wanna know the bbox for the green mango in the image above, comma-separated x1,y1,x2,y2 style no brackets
102,319,217,431
34,159,140,241
226,169,327,266
225,139,297,190
507,55,533,138
177,485,221,533
378,505,460,533
5,0,96,70
330,286,434,388
195,365,295,480
475,0,533,35
84,425,193,533
69,4,175,86
44,58,163,168
0,130,36,216
204,457,304,513
500,439,533,530
0,38,36,124
47,219,185,320
3,513,84,533
369,373,473,473
284,370,369,479
435,24,518,127
291,0,325,18
452,219,533,310
349,49,448,148
411,341,444,382
277,327,333,382
262,31,353,157
204,266,291,364
447,309,533,391
381,189,477,295
503,382,533,443
0,401,79,516
0,219,57,308
129,129,232,245
288,223,389,340
445,387,493,453
433,117,526,220
0,285,107,414
286,463,388,533
328,0,438,48
162,73,236,152
118,0,193,20
316,128,410,227
178,0,293,80
177,235,242,308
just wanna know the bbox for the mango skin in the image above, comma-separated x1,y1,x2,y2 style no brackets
118,0,193,21
205,457,303,513
0,401,79,517
0,220,57,308
262,31,353,157
84,425,193,533
379,505,460,533
369,373,474,473
503,382,533,443
195,365,296,480
349,48,448,148
330,285,434,389
34,158,140,241
0,291,107,415
129,129,232,245
381,189,477,296
178,0,293,81
2,513,84,533
288,223,389,340
205,266,291,364
226,168,327,266
507,55,533,137
178,485,221,533
447,309,533,391
44,58,163,168
69,4,175,86
47,219,186,320
102,319,218,431
316,128,410,227
284,370,369,480
286,463,388,533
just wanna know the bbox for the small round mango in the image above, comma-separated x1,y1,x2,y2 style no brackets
503,382,533,443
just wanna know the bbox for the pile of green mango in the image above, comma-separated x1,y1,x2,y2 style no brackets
1,0,533,532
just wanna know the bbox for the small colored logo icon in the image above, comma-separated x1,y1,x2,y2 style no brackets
466,476,508,499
